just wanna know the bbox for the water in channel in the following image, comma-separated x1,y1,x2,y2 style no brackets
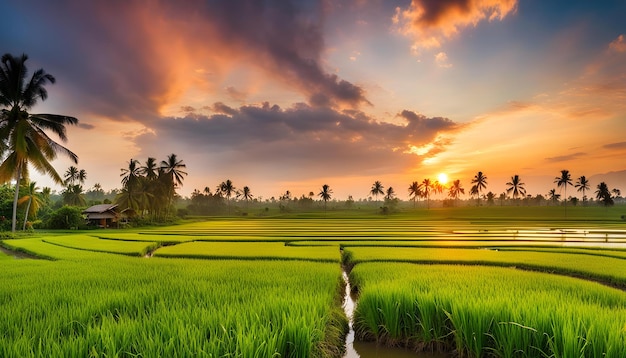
341,271,449,358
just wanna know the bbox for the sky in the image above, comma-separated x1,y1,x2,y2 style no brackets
1,0,625,200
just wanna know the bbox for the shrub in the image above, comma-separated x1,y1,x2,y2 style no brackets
44,206,85,229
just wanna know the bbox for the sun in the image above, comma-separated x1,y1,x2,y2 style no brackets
437,173,449,185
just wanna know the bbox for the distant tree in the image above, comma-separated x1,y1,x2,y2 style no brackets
506,175,526,202
448,179,464,204
575,175,590,204
120,159,141,188
0,53,79,232
370,181,384,203
422,178,432,209
470,185,479,205
471,172,488,206
160,153,187,217
62,184,86,207
219,179,236,214
385,187,395,200
318,184,332,213
595,182,614,206
554,170,573,216
238,186,253,211
498,192,506,206
612,188,621,198
408,181,422,208
548,189,561,204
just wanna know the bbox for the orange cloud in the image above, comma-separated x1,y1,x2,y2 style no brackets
609,34,626,53
394,0,517,53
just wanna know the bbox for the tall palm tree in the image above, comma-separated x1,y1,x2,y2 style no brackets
421,178,432,209
64,166,79,185
595,182,613,206
506,175,526,201
370,181,384,203
408,181,422,208
471,171,488,206
77,169,87,184
385,187,395,200
139,157,159,180
575,175,590,204
240,186,253,210
18,181,42,230
318,184,332,214
448,179,464,205
554,169,573,216
120,159,141,188
160,153,187,188
611,188,621,198
219,179,236,214
0,53,79,232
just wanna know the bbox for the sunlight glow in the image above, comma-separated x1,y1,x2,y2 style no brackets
437,173,449,185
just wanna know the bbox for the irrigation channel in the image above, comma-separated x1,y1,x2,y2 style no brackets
341,270,449,358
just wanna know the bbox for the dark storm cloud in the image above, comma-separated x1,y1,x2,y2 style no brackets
0,0,369,124
195,0,369,107
133,103,461,179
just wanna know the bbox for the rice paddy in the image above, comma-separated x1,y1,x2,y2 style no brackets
1,206,626,357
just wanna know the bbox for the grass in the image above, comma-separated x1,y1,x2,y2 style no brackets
350,263,626,357
343,246,626,288
41,235,159,256
0,254,347,357
153,241,340,262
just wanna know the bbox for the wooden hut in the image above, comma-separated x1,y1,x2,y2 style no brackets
83,204,119,228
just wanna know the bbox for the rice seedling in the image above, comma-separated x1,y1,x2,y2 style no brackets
351,263,626,357
343,246,626,287
153,241,340,262
41,234,158,256
0,256,347,357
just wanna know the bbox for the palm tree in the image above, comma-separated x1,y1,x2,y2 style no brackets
120,159,141,188
240,186,253,210
160,154,187,188
595,182,613,206
139,157,159,180
554,169,573,216
422,178,432,209
408,181,422,208
506,175,526,202
160,154,187,216
385,187,395,200
219,179,236,214
18,181,42,230
64,166,79,185
370,181,384,204
612,188,621,198
0,53,79,232
318,184,332,214
548,189,561,204
448,179,464,204
62,184,86,207
575,176,590,204
471,171,488,206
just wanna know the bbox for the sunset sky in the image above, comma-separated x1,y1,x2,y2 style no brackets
1,0,625,200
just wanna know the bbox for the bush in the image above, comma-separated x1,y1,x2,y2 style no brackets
45,206,85,229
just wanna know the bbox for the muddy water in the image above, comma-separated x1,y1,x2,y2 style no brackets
342,271,449,358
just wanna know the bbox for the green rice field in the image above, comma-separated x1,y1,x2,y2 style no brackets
1,206,626,357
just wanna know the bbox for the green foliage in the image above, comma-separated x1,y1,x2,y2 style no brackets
44,206,85,229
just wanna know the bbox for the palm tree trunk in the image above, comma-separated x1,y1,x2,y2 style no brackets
22,197,32,231
11,163,22,233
